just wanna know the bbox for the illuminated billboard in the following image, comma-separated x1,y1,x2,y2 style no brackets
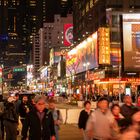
66,32,98,76
27,65,33,86
64,24,73,46
123,14,140,71
98,27,110,64
110,47,121,65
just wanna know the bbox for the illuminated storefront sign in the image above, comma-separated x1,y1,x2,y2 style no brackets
123,14,140,71
98,27,110,64
27,65,33,86
40,67,48,80
66,32,98,75
87,70,105,81
99,78,140,83
110,47,121,65
0,67,2,95
64,24,73,46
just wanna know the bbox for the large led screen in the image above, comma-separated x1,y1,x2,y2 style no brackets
123,14,140,71
66,32,98,76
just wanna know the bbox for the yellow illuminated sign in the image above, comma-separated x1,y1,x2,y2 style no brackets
98,27,110,64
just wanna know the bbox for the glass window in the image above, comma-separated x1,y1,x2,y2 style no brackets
86,3,89,12
90,0,93,8
112,15,119,27
111,31,120,42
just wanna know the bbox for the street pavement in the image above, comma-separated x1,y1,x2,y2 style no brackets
14,102,83,140
59,124,83,140
16,124,82,140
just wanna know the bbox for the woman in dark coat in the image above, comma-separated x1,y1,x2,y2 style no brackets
21,95,55,140
78,101,92,140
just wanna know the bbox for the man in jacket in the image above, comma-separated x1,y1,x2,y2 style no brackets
21,95,55,140
86,97,119,140
48,99,63,140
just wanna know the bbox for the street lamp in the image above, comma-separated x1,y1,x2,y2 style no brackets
83,62,90,101
119,64,121,102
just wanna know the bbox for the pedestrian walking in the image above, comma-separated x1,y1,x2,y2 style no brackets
136,95,140,110
19,95,31,127
111,104,127,132
48,99,63,140
3,96,18,140
121,95,138,127
21,95,55,140
86,97,119,140
0,95,4,140
78,101,92,140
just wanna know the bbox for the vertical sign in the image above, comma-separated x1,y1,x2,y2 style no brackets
98,27,110,64
64,24,73,46
0,67,2,95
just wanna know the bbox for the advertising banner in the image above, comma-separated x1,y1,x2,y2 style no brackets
98,27,110,64
110,47,121,65
64,24,73,46
27,65,33,86
66,32,98,76
123,14,140,71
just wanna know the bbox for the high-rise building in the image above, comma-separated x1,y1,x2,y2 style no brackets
0,0,48,67
0,0,73,67
46,0,73,22
33,14,73,78
73,0,140,42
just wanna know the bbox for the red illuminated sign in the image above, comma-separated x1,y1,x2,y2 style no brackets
64,24,73,46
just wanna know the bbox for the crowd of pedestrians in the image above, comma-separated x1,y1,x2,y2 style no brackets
0,93,63,140
78,95,140,140
0,92,139,140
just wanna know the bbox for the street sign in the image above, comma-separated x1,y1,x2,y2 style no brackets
13,68,25,72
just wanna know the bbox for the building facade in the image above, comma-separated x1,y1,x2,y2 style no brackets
70,0,140,96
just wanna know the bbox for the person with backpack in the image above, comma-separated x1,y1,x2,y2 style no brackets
48,99,63,140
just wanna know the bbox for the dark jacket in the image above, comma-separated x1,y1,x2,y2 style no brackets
3,102,18,123
121,104,138,119
19,102,31,118
78,110,91,130
21,108,55,140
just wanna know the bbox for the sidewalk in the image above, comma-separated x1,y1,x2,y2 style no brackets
59,124,83,140
16,124,82,140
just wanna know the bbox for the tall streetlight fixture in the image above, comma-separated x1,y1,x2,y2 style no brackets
83,62,90,101
119,64,121,102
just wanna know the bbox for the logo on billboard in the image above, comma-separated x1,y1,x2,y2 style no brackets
64,24,73,46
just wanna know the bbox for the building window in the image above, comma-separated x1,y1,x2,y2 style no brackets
90,0,93,8
86,3,89,12
82,9,85,16
112,15,119,27
111,31,120,42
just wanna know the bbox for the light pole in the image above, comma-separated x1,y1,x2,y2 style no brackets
83,62,90,101
119,64,121,102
